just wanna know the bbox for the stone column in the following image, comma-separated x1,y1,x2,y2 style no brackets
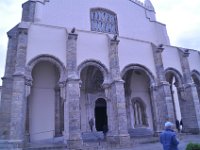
9,27,28,147
0,27,18,140
64,32,82,149
58,81,66,136
107,37,130,147
0,2,34,148
149,84,160,132
152,44,175,131
178,49,200,133
24,78,33,143
55,85,62,137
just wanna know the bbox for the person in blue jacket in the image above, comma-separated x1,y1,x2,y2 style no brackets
160,121,179,150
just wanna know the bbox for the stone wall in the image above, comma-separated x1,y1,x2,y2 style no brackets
0,0,200,149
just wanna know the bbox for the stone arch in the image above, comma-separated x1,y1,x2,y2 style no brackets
78,59,110,84
25,55,66,141
121,64,155,132
165,68,183,123
121,64,156,85
165,68,183,87
78,59,109,132
191,70,200,81
26,54,66,82
191,70,200,103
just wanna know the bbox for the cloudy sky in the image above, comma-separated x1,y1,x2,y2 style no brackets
0,0,200,85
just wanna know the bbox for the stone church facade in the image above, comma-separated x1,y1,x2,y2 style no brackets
0,0,200,149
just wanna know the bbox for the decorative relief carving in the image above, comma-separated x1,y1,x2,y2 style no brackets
90,8,118,34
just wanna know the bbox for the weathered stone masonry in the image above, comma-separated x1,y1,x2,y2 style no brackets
0,0,200,149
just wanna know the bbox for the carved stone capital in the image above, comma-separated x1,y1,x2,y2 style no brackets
66,78,81,86
7,25,18,40
150,84,159,91
25,79,33,86
18,29,28,35
1,76,13,81
156,44,164,53
59,81,66,88
68,33,78,40
110,39,120,46
159,81,170,86
13,73,26,78
182,83,196,89
177,86,185,92
102,82,111,89
110,79,125,85
183,50,190,57
178,48,190,57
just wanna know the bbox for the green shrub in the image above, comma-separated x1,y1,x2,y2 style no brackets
186,143,200,150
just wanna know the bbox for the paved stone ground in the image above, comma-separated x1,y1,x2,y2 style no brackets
115,134,200,150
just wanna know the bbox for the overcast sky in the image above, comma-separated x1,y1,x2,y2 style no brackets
0,0,200,85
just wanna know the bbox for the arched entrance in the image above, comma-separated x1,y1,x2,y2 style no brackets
79,64,106,132
95,98,108,131
165,69,182,123
122,65,155,131
28,61,64,141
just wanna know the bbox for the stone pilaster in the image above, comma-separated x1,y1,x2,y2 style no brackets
65,79,82,148
107,37,130,148
65,32,82,149
178,49,200,133
0,26,18,140
149,84,161,132
21,1,36,22
152,44,175,130
24,78,32,143
9,27,28,142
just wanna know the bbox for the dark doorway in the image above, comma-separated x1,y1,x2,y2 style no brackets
95,98,108,131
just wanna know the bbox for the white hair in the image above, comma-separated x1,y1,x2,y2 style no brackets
165,121,173,128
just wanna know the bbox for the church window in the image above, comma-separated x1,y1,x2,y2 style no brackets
90,8,118,34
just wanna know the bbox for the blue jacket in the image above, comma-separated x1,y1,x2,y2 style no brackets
160,129,179,150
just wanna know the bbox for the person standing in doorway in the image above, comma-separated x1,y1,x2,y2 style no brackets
180,119,183,132
89,118,94,132
160,121,179,150
176,119,180,132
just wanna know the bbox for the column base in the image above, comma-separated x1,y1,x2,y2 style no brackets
107,134,131,148
182,128,200,134
0,140,24,150
67,139,83,149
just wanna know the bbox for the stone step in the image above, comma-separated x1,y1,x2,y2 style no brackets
128,128,154,137
82,131,105,142
131,136,159,145
23,136,67,150
24,144,68,150
0,140,23,150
